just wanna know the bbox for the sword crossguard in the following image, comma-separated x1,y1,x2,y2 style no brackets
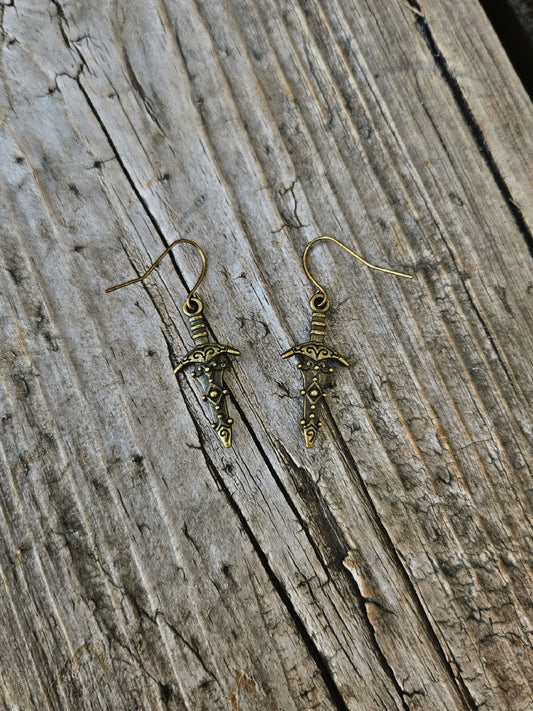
174,343,241,373
281,342,349,367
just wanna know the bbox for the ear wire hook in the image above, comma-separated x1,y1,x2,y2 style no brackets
105,238,207,311
302,234,412,304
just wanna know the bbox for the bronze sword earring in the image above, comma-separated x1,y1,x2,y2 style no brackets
281,235,412,448
106,239,240,448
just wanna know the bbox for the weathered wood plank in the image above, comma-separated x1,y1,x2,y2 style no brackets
1,0,532,709
415,0,533,240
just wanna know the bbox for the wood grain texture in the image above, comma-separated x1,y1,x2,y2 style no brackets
0,0,532,709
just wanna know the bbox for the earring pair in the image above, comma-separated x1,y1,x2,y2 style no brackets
106,237,411,449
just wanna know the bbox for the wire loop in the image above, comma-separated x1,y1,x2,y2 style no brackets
105,239,207,311
302,235,412,304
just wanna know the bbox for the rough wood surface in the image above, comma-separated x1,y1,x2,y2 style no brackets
1,1,532,709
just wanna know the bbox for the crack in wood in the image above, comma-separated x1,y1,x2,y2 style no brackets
3,0,531,708
405,0,533,261
325,410,480,710
175,381,351,710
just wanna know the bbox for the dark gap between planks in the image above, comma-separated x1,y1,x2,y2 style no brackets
478,0,533,101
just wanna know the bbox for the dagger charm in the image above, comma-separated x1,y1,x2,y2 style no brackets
282,293,349,448
281,235,412,448
174,296,240,448
105,238,242,448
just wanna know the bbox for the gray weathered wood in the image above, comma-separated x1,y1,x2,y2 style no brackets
1,0,532,709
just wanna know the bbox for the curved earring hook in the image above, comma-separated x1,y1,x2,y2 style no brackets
303,235,412,304
105,238,207,310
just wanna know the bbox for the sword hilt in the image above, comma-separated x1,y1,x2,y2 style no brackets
309,292,329,343
184,296,209,345
309,310,327,343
